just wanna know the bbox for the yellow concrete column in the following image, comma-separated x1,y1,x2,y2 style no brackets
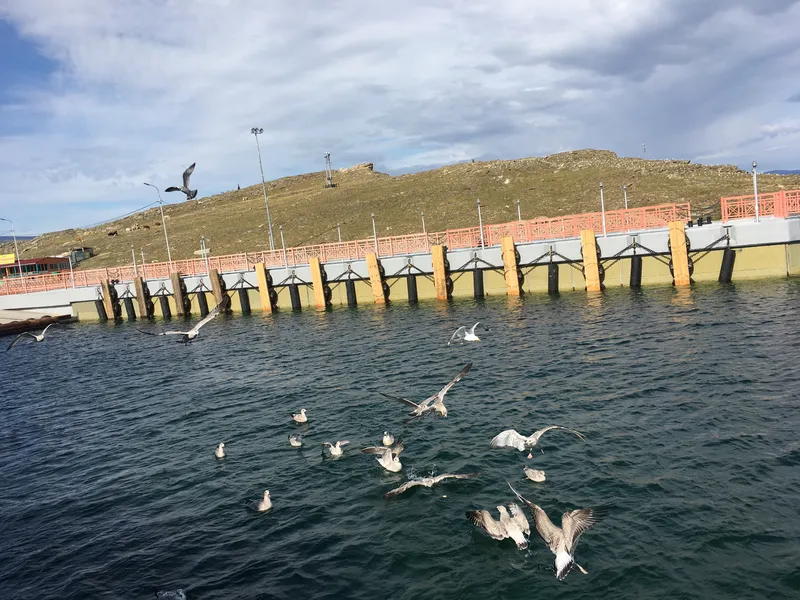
668,221,691,286
366,252,386,304
580,229,601,292
100,280,117,319
501,236,521,296
170,272,187,316
209,268,226,308
309,257,328,309
431,245,449,300
133,277,149,318
254,263,274,313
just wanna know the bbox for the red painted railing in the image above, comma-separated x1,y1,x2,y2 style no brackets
721,189,800,222
0,202,690,296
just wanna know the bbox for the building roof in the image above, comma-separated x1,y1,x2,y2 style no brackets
0,256,71,268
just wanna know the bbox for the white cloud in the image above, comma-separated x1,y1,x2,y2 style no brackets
0,0,799,233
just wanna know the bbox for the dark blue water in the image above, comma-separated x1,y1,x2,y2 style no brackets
1,280,799,599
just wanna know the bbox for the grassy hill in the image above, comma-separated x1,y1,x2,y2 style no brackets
5,149,800,270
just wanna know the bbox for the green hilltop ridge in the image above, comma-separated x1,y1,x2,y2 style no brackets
4,149,800,270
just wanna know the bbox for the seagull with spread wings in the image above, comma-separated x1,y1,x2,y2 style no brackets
490,425,586,458
508,482,608,580
322,440,350,458
361,441,404,472
380,362,472,421
6,323,57,351
466,502,530,549
448,322,490,345
384,472,480,498
137,300,224,344
164,162,198,200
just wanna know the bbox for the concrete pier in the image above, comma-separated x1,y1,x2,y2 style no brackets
580,230,602,292
501,237,521,296
309,257,329,310
431,245,449,300
366,253,387,304
669,221,691,286
254,263,275,314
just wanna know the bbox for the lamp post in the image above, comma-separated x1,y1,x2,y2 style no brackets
622,185,629,211
477,199,484,247
279,225,288,268
131,244,137,276
642,143,647,159
752,160,759,222
599,182,607,237
0,217,24,281
251,127,275,250
143,182,173,268
371,213,378,255
68,252,75,288
200,236,210,274
516,199,521,222
337,223,342,244
421,211,427,235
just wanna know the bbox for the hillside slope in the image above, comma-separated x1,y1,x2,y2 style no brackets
4,150,799,270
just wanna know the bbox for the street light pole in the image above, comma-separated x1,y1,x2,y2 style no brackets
421,211,427,235
279,225,288,268
623,185,629,211
143,182,173,268
477,199,485,247
131,244,137,276
201,236,211,274
371,213,378,256
337,223,342,244
251,127,275,250
752,160,759,222
599,182,607,237
0,217,24,281
516,199,521,222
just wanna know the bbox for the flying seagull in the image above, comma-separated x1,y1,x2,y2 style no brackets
165,162,198,200
361,441,404,472
137,301,224,344
509,482,608,580
288,434,303,447
448,322,490,345
214,442,225,458
322,440,350,458
384,472,480,499
382,431,394,446
247,490,272,512
490,426,586,458
380,362,472,421
155,590,186,600
6,323,57,351
292,409,308,423
466,502,530,549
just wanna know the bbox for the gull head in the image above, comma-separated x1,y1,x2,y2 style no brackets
263,490,270,498
496,505,509,517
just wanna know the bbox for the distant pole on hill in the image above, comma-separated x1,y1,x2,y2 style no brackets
371,213,378,255
599,182,607,237
421,211,427,235
477,199,485,246
752,160,759,222
143,183,173,268
251,127,275,251
0,217,24,284
324,153,334,188
642,143,647,159
515,199,521,222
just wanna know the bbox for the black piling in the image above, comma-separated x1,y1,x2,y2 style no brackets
197,293,209,317
547,263,559,295
345,279,357,307
123,297,136,321
95,300,108,322
719,248,736,284
238,288,251,314
159,296,172,319
289,284,302,311
630,255,643,288
406,275,418,304
472,268,484,298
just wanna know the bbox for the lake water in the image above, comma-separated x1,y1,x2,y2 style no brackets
1,280,799,599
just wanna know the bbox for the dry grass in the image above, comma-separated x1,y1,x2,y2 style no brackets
5,149,799,270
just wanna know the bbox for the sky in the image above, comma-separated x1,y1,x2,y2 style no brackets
1,0,799,235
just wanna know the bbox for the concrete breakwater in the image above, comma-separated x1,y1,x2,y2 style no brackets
0,216,798,324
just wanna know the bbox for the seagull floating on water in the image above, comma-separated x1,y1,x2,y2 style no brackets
292,409,308,423
382,431,394,446
322,440,350,457
490,425,586,458
361,441,404,472
384,472,480,498
380,362,472,421
288,434,303,447
522,464,546,482
214,443,225,458
466,502,530,549
164,162,198,200
137,301,223,344
155,589,186,600
448,322,490,345
247,490,272,512
6,323,57,351
509,482,607,580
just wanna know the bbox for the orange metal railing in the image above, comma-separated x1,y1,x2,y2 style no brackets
0,202,690,297
720,189,800,222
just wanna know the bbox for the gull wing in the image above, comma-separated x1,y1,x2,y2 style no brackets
562,507,608,553
391,441,405,458
379,391,419,409
338,440,350,446
508,482,560,550
183,162,196,188
361,445,392,457
41,323,57,336
466,509,507,541
6,332,37,351
437,362,472,399
432,472,481,484
469,321,490,334
164,186,181,193
189,301,224,334
489,429,528,451
447,326,467,345
384,480,422,498
530,425,587,446
505,502,531,535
